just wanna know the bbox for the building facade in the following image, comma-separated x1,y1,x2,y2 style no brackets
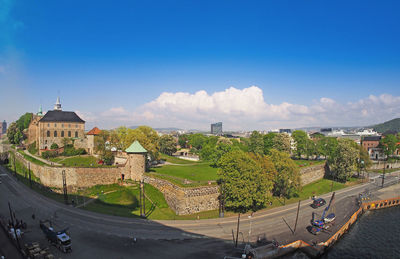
211,122,222,135
27,98,86,153
0,120,7,138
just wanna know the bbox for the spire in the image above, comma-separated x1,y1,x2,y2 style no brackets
54,97,62,111
37,105,43,116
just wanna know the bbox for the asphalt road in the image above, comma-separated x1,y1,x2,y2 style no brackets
1,165,399,259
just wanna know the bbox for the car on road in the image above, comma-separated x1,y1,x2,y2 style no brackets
311,198,326,208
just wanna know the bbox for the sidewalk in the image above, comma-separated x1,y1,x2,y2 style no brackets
23,150,61,166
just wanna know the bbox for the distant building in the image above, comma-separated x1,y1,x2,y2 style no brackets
279,129,292,134
361,136,383,160
211,122,222,135
0,120,6,136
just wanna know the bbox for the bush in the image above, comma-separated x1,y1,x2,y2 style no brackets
50,143,59,150
28,141,38,155
42,150,58,159
62,146,87,156
102,151,115,165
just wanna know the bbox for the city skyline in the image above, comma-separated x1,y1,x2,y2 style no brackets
1,1,400,130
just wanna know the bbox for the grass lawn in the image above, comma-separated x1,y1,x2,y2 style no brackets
368,168,399,174
293,159,325,168
150,162,218,187
57,155,114,167
160,153,199,164
16,150,47,166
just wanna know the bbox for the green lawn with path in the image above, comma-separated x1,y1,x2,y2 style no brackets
150,162,218,187
160,153,199,164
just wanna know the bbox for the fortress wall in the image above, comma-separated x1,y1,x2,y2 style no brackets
299,163,327,186
144,176,219,215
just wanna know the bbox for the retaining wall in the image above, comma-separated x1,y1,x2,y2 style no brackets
144,176,219,215
12,151,121,190
299,163,326,186
370,161,400,170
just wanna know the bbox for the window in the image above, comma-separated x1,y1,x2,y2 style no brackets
47,131,50,137
61,131,64,137
54,123,57,127
62,124,64,128
68,131,71,137
75,131,78,138
69,124,71,128
45,140,47,144
75,124,78,128
47,123,50,127
54,131,57,137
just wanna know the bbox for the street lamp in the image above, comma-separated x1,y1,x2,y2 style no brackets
248,213,253,244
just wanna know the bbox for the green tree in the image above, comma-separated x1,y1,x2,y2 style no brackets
268,149,300,199
102,150,115,165
94,130,110,155
292,130,308,158
357,145,372,176
50,143,59,150
380,134,399,158
263,132,276,155
187,133,207,151
6,122,19,144
16,112,33,131
249,131,264,154
273,133,291,153
218,150,272,213
14,130,23,145
159,134,177,156
178,134,189,148
329,139,358,182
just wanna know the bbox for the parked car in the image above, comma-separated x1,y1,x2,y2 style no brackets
311,198,326,208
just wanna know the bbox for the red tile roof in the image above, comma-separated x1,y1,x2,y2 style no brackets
87,127,101,135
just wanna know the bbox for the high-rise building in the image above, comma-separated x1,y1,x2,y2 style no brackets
211,122,222,135
1,120,6,135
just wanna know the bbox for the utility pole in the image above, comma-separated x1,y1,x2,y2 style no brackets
139,181,143,217
13,154,16,177
29,162,32,188
8,202,21,250
219,182,225,218
235,213,240,248
142,180,146,218
293,200,301,234
62,170,68,204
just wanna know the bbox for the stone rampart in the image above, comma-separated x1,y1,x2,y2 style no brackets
144,176,219,215
370,161,400,170
13,151,121,190
299,163,326,186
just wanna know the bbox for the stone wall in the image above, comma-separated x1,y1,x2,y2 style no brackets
299,163,326,186
370,161,400,170
13,151,121,190
144,176,219,215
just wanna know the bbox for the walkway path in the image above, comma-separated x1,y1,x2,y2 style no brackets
22,150,61,166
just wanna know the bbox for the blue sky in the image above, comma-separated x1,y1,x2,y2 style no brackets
1,0,400,130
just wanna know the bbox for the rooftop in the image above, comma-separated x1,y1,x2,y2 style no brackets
87,127,101,135
39,110,85,123
125,140,147,153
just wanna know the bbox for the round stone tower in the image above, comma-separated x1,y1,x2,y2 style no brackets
124,140,147,181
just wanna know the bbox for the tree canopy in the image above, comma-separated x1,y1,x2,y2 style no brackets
218,150,274,213
159,135,177,156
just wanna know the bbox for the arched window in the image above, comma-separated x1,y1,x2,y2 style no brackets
68,131,71,137
47,131,50,137
54,131,57,137
61,131,64,137
75,131,78,138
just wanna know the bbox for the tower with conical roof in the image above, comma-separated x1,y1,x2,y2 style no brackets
37,105,43,116
124,140,147,181
54,97,62,111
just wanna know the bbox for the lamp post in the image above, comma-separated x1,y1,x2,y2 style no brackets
248,213,253,244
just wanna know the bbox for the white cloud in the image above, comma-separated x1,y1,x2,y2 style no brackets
89,86,400,130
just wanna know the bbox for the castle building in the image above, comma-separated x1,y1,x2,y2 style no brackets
0,120,7,137
27,98,85,153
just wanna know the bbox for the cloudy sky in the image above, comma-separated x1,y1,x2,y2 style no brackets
1,1,400,131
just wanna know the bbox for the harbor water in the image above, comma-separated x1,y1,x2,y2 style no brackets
323,206,400,259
